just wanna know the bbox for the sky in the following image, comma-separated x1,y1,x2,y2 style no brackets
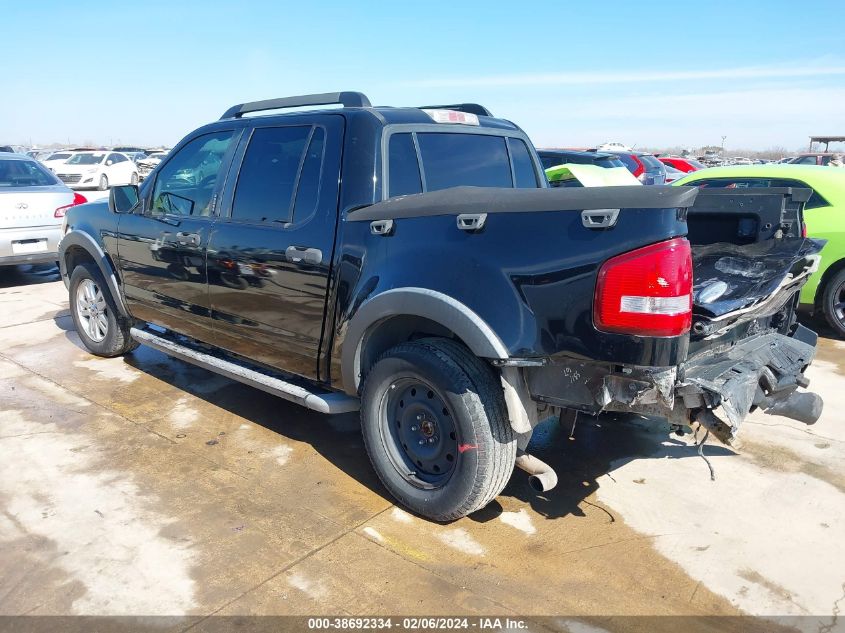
3,0,844,152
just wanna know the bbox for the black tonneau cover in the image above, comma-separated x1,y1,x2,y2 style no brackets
348,185,699,221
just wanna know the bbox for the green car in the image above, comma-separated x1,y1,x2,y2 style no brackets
675,165,845,337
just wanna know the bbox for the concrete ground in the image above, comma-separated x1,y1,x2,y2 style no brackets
0,263,843,632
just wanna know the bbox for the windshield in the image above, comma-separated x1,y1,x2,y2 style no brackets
0,159,59,187
686,158,707,169
48,153,72,161
67,153,104,165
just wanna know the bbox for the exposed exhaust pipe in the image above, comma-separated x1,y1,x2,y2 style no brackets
515,450,558,492
761,390,823,426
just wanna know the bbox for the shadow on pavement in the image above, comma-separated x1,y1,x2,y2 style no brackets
0,264,60,288
114,341,737,523
493,412,735,522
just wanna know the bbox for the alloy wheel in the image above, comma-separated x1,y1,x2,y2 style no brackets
75,279,108,342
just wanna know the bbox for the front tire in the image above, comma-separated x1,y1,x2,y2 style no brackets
360,338,516,521
822,269,845,338
130,172,139,185
69,262,137,357
98,174,109,191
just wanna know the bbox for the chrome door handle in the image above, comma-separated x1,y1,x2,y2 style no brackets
285,246,322,265
175,232,200,246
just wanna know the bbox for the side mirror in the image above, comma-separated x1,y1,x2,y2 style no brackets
109,184,140,213
106,160,113,166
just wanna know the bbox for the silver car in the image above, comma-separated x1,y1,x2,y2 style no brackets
0,153,86,267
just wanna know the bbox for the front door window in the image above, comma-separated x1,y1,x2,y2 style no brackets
151,131,235,217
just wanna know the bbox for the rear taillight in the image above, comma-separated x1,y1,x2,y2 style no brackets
801,222,808,238
594,237,693,337
54,192,87,218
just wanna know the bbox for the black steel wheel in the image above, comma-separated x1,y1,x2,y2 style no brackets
360,338,516,521
380,377,459,489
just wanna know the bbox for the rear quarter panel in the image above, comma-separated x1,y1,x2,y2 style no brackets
331,204,689,379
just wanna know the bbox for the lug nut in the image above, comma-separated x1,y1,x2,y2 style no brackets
428,437,436,444
411,425,418,431
418,439,426,446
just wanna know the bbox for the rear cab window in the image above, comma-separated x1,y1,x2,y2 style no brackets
386,130,541,199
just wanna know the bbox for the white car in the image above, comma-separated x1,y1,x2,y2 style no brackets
55,151,139,190
42,151,77,172
0,153,87,267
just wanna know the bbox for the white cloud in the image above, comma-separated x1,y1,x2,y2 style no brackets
401,61,845,88
509,85,845,149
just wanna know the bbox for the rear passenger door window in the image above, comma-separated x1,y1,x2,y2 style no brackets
231,126,314,224
292,127,326,222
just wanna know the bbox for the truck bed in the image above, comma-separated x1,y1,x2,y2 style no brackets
344,184,824,442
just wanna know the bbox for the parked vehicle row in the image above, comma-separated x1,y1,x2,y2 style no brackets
57,92,827,521
54,151,139,191
6,146,174,191
0,152,87,267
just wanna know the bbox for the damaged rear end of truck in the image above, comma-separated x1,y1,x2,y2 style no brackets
525,186,824,449
346,181,824,506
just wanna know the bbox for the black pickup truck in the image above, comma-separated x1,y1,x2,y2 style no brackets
58,92,824,520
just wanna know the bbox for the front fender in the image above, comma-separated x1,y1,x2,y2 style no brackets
58,229,130,318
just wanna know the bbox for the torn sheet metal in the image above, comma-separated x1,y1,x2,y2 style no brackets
691,238,823,319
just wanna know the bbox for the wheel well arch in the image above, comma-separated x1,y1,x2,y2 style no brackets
814,257,845,308
340,288,509,396
63,244,97,276
358,314,467,384
59,230,130,318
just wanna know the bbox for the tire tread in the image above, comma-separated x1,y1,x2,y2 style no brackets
363,337,516,521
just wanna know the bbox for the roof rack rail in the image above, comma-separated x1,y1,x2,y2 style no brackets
220,91,371,120
419,103,493,117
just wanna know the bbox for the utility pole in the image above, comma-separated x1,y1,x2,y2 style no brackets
721,135,727,156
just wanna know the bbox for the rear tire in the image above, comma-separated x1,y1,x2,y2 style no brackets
822,269,845,338
360,338,516,521
69,262,137,357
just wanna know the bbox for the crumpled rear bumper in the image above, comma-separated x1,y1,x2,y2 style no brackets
524,325,822,444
